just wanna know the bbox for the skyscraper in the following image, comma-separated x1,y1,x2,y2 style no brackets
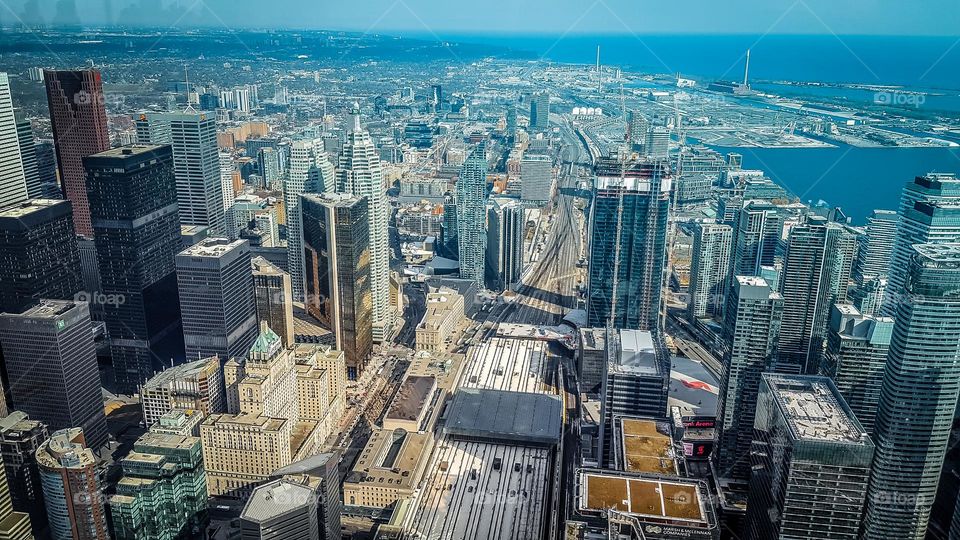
0,411,49,533
220,150,235,212
301,193,372,378
43,69,110,237
337,104,391,342
529,91,550,131
0,300,108,450
731,200,783,277
14,111,45,199
644,126,670,159
85,145,183,392
457,144,489,287
0,199,82,314
285,138,337,301
587,157,671,331
36,428,110,540
821,304,892,434
177,237,258,361
271,453,343,540
715,276,783,481
597,329,670,466
0,73,31,209
505,101,517,140
854,209,898,284
778,216,858,373
252,256,295,349
485,199,525,292
520,153,552,204
687,222,733,320
626,110,648,151
745,374,873,540
882,173,960,316
136,110,226,235
863,243,960,539
0,442,31,540
140,356,225,427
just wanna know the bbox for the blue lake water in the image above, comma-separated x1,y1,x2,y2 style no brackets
708,145,960,224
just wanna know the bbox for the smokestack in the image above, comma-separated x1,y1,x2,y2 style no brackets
597,45,602,94
743,49,751,87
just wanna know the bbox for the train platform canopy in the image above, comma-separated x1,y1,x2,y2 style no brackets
443,388,562,447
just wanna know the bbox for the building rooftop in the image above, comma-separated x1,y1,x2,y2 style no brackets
577,470,712,528
251,256,285,276
302,192,363,208
462,337,551,394
0,411,43,435
385,375,436,423
178,237,247,258
444,388,562,447
88,144,166,160
8,299,78,319
618,417,678,475
37,427,97,470
913,242,960,265
735,275,782,300
402,439,551,539
242,479,316,523
0,198,69,220
611,330,661,376
143,356,219,389
764,374,870,445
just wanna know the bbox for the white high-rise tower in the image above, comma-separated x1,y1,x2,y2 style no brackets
337,103,392,342
0,73,31,209
285,138,336,301
136,110,226,235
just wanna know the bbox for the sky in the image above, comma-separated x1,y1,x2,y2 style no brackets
1,0,959,36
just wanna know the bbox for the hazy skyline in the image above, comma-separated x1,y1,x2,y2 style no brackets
1,0,958,36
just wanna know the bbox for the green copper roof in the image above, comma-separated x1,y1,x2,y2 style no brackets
250,322,281,355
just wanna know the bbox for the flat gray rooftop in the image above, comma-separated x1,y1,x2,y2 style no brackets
444,388,561,447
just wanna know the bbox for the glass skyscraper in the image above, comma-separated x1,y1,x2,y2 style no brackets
746,374,873,540
587,157,670,331
301,193,372,379
715,275,783,481
43,69,110,237
778,216,858,373
84,145,183,392
863,243,960,539
136,110,226,236
687,222,733,320
882,173,960,316
456,144,489,288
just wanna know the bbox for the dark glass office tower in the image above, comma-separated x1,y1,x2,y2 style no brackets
0,300,108,450
745,374,873,540
84,145,183,392
301,193,372,379
176,238,258,361
0,199,82,314
587,157,670,331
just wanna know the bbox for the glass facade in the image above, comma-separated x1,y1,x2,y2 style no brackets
863,243,960,539
587,159,670,331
